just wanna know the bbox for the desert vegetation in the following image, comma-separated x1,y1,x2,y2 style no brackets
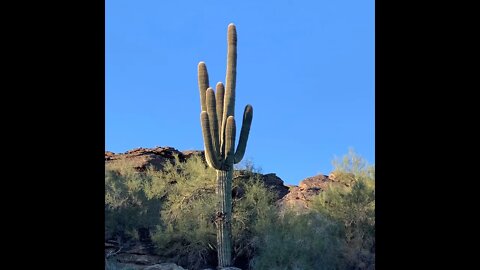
105,150,374,270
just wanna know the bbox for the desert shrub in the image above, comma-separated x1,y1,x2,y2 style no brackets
235,158,263,174
105,149,374,269
150,156,278,270
251,210,343,270
105,160,162,241
250,149,374,270
105,156,218,268
311,149,375,270
231,174,277,268
150,155,217,269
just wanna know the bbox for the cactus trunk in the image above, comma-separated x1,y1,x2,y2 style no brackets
215,169,233,267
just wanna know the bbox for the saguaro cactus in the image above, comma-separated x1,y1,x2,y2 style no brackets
197,23,253,268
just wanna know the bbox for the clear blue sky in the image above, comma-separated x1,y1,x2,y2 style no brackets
106,0,374,186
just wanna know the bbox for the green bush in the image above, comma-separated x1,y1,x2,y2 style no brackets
250,149,374,270
105,160,162,241
232,175,277,267
311,149,375,269
105,150,374,270
251,210,344,270
150,155,217,269
150,155,278,269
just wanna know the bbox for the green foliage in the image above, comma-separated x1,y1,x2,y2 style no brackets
105,160,162,240
235,158,263,174
151,156,217,269
311,149,375,269
150,157,278,269
250,149,375,270
231,174,277,265
251,210,343,270
105,156,220,269
105,149,374,270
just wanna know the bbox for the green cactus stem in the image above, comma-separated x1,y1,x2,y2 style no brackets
197,23,253,268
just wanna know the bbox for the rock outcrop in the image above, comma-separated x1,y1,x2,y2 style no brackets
105,146,204,171
234,170,289,201
278,174,336,211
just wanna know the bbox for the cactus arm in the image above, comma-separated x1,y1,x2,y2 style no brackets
215,82,225,134
206,87,220,155
216,82,225,159
198,62,209,112
200,111,221,169
234,104,253,164
220,83,232,159
224,116,236,168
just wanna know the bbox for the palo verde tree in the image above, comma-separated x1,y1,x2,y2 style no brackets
197,23,253,267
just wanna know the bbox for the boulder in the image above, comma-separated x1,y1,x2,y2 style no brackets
299,174,330,191
234,171,289,201
278,173,336,211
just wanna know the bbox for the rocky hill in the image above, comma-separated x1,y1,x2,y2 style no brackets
105,146,338,208
105,146,339,269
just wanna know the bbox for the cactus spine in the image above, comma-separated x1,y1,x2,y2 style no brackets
197,23,253,268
